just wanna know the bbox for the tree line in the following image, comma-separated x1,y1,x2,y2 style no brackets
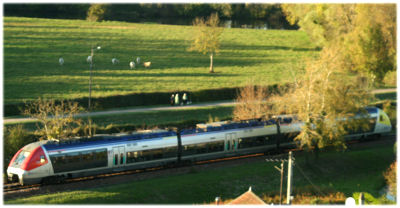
4,3,296,29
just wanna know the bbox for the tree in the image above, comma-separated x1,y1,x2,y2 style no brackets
233,85,269,121
22,98,83,141
189,13,224,73
383,161,397,197
236,47,373,155
270,47,373,154
87,4,108,22
282,4,396,83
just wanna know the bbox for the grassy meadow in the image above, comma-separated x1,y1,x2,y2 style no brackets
3,17,318,104
5,140,395,204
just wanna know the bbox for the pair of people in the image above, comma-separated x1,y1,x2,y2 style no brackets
171,93,188,106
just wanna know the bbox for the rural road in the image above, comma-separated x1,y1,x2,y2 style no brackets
3,88,396,124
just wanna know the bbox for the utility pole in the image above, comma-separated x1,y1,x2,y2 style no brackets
266,151,294,205
88,45,101,112
274,161,284,205
286,151,293,205
88,47,94,111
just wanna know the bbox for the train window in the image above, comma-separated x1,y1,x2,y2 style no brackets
11,151,30,167
207,141,224,153
182,141,224,156
283,118,292,124
50,149,107,174
126,152,136,163
120,153,124,164
238,136,275,149
40,155,45,163
163,146,178,158
114,154,118,165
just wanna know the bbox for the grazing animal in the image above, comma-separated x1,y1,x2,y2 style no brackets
112,58,119,65
136,57,141,64
87,56,92,63
59,57,64,66
144,62,151,68
129,61,136,69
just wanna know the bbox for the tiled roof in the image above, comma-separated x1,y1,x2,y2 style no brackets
228,187,266,205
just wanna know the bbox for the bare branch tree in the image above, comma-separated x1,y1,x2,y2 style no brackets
22,98,83,141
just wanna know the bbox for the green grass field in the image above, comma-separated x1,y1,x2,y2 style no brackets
5,140,395,204
3,17,317,104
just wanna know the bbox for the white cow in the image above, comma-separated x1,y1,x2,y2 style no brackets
112,58,119,65
129,61,136,69
59,57,64,66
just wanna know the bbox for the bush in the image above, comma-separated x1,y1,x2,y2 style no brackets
383,162,396,197
3,125,37,173
383,70,396,87
352,192,393,205
382,100,396,130
87,4,108,22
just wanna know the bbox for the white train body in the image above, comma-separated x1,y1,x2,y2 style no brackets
7,107,392,185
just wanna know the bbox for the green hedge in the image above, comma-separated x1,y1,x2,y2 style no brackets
4,84,288,116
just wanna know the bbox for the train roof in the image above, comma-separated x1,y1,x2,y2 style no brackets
365,107,378,114
43,129,176,151
181,119,277,135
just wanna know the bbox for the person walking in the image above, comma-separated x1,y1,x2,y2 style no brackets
170,94,175,106
175,93,180,106
182,93,188,105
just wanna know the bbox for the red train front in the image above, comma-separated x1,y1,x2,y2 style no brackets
7,141,52,185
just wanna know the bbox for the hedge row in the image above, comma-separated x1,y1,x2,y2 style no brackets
4,84,287,116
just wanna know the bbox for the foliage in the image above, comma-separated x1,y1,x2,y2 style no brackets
3,125,36,172
262,192,346,205
383,161,396,197
282,4,396,83
22,98,83,141
4,4,295,29
382,100,396,129
269,46,373,151
233,85,270,121
352,192,394,205
189,13,224,73
383,70,397,87
87,4,108,22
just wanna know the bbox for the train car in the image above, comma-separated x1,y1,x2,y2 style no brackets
7,107,392,185
7,130,178,185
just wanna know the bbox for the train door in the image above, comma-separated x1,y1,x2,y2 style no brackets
112,146,126,168
225,133,238,152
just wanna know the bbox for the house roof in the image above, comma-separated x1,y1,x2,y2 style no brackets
228,187,266,205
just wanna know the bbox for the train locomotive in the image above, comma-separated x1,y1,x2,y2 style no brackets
7,107,392,185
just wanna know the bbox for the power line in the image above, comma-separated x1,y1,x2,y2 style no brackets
294,162,327,197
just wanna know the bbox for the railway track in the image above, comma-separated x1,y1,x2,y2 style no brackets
3,134,396,196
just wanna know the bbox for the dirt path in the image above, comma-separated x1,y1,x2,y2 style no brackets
3,88,396,124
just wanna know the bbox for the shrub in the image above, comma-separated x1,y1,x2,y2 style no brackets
87,4,108,22
383,162,397,197
3,125,37,172
352,192,393,205
383,70,396,87
382,100,396,130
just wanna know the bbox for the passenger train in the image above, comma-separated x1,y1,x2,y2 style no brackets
7,107,392,185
